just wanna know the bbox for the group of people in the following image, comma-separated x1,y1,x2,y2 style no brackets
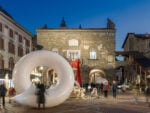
0,83,16,107
0,80,150,109
96,80,118,98
0,81,46,109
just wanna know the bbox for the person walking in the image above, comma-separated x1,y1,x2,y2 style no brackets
112,80,117,98
100,83,103,95
8,87,16,103
0,83,7,107
145,84,150,107
103,81,110,98
132,85,140,104
36,83,46,109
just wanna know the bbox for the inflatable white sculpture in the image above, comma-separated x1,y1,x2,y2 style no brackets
12,50,74,107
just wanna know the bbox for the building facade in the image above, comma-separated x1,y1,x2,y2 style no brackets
123,33,150,54
122,33,150,87
0,7,33,79
37,18,116,84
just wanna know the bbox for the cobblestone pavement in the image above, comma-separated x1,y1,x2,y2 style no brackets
0,92,150,113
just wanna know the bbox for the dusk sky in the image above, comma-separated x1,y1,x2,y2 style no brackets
0,0,150,51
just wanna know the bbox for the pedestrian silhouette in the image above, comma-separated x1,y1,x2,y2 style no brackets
103,82,110,98
112,81,117,98
145,84,150,107
0,83,7,107
36,83,45,109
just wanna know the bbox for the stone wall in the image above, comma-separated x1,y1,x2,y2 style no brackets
37,29,116,83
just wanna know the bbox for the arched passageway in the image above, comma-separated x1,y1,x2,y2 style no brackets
89,69,108,84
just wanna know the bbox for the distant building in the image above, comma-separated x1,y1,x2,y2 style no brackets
122,33,150,86
36,18,116,84
0,6,33,80
123,33,150,54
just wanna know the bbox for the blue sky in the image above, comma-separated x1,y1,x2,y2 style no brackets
0,0,150,51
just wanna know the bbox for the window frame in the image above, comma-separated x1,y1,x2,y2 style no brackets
0,37,4,50
0,22,2,32
8,41,15,54
89,48,97,60
9,29,13,38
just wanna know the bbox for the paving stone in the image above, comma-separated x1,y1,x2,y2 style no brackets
0,91,150,113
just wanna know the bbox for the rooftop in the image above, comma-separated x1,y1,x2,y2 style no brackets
0,6,13,20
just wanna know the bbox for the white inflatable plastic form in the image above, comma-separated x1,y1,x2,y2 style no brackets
12,50,74,107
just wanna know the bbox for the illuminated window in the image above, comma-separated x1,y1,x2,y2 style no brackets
67,50,80,61
89,48,96,59
68,39,78,46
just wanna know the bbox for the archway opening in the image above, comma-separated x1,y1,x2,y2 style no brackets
30,66,59,89
89,69,107,84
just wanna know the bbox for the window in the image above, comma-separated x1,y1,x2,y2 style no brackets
18,46,23,57
25,39,30,47
68,39,78,46
26,48,29,54
0,54,4,69
89,48,96,59
9,29,13,38
8,41,15,54
0,22,2,32
0,37,4,50
148,42,150,48
67,50,80,61
9,57,14,70
19,35,23,43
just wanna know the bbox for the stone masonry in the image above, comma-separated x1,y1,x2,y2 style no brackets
36,28,116,84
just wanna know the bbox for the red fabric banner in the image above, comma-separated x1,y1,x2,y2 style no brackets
70,59,82,85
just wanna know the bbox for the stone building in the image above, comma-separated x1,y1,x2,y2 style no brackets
122,33,150,86
37,18,116,84
0,6,33,80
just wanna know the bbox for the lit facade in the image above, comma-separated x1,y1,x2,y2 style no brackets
0,8,33,79
37,18,116,84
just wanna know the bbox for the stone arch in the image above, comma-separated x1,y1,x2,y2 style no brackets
89,68,107,84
